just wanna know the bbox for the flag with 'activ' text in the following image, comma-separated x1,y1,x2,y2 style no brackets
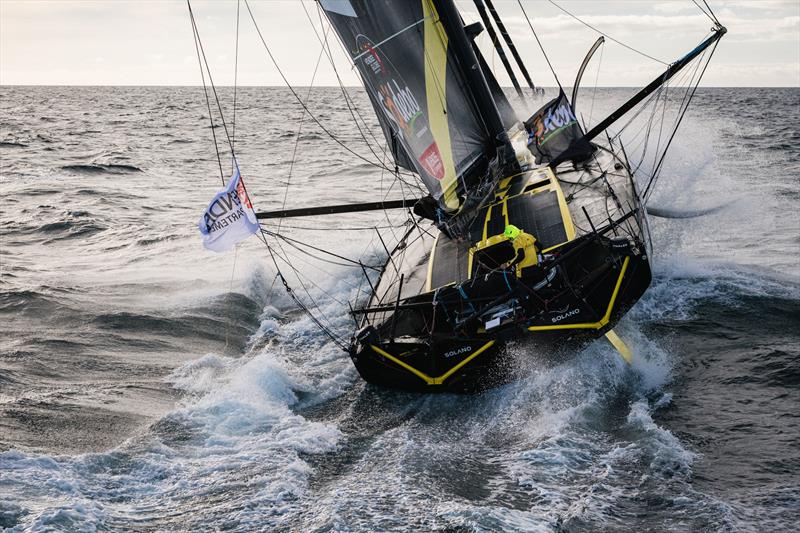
198,167,259,252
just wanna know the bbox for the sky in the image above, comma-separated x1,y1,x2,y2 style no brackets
1,0,798,87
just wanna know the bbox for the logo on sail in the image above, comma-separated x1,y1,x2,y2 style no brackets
355,35,444,181
420,142,444,180
377,79,422,135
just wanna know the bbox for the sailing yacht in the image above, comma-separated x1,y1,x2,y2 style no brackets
192,0,726,392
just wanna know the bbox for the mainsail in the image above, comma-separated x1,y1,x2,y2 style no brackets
320,0,511,213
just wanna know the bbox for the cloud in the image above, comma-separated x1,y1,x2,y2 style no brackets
1,0,798,86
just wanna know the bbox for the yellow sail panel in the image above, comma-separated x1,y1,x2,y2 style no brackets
422,0,459,211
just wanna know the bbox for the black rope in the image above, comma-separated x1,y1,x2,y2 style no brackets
547,0,668,66
306,1,387,169
188,1,224,185
517,0,563,89
231,0,240,175
643,39,720,201
275,23,329,240
242,0,397,174
264,242,348,351
190,0,353,352
188,1,236,162
261,228,382,271
703,0,721,25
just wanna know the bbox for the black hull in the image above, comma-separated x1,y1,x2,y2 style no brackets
351,234,652,393
349,148,651,393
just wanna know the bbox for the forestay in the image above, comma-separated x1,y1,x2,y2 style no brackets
320,0,503,213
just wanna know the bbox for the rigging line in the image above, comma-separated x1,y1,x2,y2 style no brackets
243,0,396,173
231,0,240,175
644,39,719,201
279,246,363,294
262,228,347,337
642,64,703,191
276,23,330,237
351,16,430,61
610,84,665,141
260,227,381,271
308,2,389,167
516,0,563,89
270,246,350,306
629,86,666,175
188,2,237,162
643,55,701,175
273,230,372,270
692,0,719,25
702,0,721,25
264,242,347,350
691,0,713,22
279,244,363,291
307,5,382,161
651,82,671,172
588,41,604,128
188,1,224,185
668,44,709,132
379,153,402,243
628,45,704,174
546,0,668,66
254,225,344,341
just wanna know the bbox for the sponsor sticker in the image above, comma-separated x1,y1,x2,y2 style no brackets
551,308,580,323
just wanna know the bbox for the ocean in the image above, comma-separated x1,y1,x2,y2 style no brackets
0,86,798,532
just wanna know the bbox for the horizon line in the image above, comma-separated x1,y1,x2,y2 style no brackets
2,84,798,89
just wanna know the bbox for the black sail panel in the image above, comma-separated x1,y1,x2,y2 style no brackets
320,0,494,212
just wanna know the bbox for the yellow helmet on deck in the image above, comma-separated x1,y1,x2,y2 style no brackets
504,224,521,240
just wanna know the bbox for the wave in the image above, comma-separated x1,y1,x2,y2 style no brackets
61,163,142,174
89,293,263,347
0,289,79,318
0,141,27,148
37,219,107,241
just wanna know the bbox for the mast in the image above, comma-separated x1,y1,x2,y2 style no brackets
431,0,508,147
431,0,517,172
583,26,726,142
471,0,523,98
482,0,538,94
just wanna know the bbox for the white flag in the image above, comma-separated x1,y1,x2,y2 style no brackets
198,167,259,252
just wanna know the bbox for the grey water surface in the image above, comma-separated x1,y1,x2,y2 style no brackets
1,86,798,532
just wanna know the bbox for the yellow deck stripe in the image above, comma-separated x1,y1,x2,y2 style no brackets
527,256,630,332
370,341,496,386
422,0,458,211
548,168,576,240
482,204,493,241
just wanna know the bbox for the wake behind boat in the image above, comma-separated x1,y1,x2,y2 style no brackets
191,0,725,392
